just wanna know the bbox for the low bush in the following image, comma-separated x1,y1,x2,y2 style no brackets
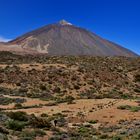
55,96,75,104
117,105,140,112
134,74,140,82
7,111,28,121
6,120,26,131
21,129,46,139
134,88,140,93
88,120,98,124
14,103,23,109
29,115,51,129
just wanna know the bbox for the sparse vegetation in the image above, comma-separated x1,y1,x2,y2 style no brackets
0,96,26,105
117,105,140,112
6,120,26,131
0,53,139,139
88,120,98,124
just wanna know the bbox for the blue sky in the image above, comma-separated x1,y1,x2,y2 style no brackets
0,0,140,55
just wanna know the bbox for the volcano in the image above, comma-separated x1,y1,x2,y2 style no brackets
0,20,138,56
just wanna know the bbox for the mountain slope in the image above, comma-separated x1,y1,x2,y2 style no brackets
2,20,138,56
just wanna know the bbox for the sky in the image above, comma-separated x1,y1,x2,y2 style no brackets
0,0,140,55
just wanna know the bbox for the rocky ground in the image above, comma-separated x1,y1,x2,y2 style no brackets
0,52,139,140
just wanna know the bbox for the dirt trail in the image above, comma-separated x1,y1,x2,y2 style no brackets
2,96,139,124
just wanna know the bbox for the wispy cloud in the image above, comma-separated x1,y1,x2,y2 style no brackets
0,36,11,42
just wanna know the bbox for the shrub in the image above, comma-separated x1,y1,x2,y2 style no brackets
134,74,140,82
29,116,51,129
53,87,61,93
21,129,46,139
7,111,28,121
0,133,8,140
117,105,131,110
65,96,75,104
40,85,47,91
40,113,49,117
14,103,23,109
6,120,26,131
46,102,58,106
78,126,89,134
117,105,140,112
132,132,140,140
99,134,109,139
88,120,98,124
80,88,96,99
130,106,140,112
34,129,46,136
73,85,80,90
112,135,122,140
0,97,16,105
134,88,140,93
55,96,75,104
19,88,28,93
16,82,21,86
0,126,9,134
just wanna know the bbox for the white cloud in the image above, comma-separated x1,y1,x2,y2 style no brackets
0,36,11,42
